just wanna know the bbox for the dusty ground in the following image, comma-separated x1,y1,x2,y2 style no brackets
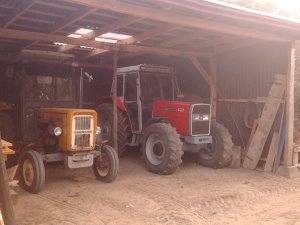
11,151,300,225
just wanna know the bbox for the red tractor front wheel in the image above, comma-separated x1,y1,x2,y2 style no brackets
142,123,183,175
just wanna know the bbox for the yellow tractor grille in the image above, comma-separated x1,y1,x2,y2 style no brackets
72,115,94,149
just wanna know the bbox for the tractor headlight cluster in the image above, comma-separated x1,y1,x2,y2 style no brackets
53,127,62,136
192,114,209,122
96,126,101,135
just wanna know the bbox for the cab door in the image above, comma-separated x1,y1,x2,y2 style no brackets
123,73,142,132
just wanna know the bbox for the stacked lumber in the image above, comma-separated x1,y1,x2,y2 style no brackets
243,74,286,171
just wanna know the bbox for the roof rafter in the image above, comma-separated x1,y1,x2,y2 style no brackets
82,23,177,60
24,7,97,49
59,15,141,52
2,0,35,28
0,28,212,58
62,0,292,42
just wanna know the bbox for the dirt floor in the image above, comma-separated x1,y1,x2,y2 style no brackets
11,150,300,225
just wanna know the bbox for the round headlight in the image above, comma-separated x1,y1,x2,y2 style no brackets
96,126,101,135
53,127,62,136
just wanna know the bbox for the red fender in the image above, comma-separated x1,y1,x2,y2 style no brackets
97,96,126,112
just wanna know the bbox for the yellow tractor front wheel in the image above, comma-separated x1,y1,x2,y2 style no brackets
93,145,119,183
19,150,45,194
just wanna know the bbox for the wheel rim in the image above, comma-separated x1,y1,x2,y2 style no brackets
95,152,110,177
145,133,166,166
200,136,218,160
23,159,34,186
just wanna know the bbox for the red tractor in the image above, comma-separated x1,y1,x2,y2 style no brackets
97,64,233,174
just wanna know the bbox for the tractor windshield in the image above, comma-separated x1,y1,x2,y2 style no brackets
140,73,174,102
25,75,73,102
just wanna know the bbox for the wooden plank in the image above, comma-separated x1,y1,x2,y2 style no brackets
2,148,15,156
209,58,217,120
0,135,16,225
244,119,258,158
189,57,214,86
243,74,286,170
264,132,279,172
63,0,292,42
284,42,296,166
0,28,212,58
112,52,118,150
1,140,12,148
273,126,285,172
217,98,285,103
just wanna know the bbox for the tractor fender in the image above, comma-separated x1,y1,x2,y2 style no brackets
97,97,134,135
139,117,170,145
97,96,126,112
143,117,169,131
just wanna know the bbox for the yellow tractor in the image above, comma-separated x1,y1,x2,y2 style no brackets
0,59,119,193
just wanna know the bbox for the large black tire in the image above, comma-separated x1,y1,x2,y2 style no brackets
0,110,16,143
97,103,130,156
198,122,234,168
142,123,183,175
93,145,119,183
0,110,18,168
19,150,45,194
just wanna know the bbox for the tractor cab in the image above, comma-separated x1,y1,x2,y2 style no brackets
115,64,178,132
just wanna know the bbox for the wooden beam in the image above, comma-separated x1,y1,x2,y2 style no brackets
35,0,77,11
121,24,176,44
209,58,217,120
198,36,238,51
190,56,217,120
80,49,107,60
159,33,206,48
189,57,213,85
214,39,260,53
1,0,35,28
284,42,296,166
24,7,97,49
60,15,141,53
62,0,292,42
104,30,215,62
77,5,173,59
70,62,112,69
159,0,300,33
51,8,97,33
83,23,177,59
0,28,212,58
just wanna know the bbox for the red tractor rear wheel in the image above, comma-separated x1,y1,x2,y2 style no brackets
97,103,130,156
142,123,183,175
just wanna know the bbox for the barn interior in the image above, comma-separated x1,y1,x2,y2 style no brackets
0,0,299,169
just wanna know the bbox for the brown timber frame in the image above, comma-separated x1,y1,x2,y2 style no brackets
0,0,299,171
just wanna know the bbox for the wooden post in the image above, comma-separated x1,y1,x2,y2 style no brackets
112,52,118,151
284,42,296,166
0,134,16,225
190,57,217,121
209,58,217,121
